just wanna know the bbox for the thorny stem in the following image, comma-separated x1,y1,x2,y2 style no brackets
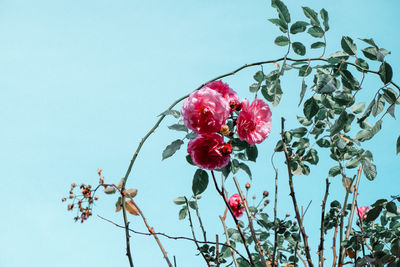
194,197,207,242
219,215,239,267
184,197,211,267
281,117,314,267
318,178,330,267
338,173,353,266
271,152,279,267
98,215,247,261
233,177,267,267
339,166,363,266
216,235,220,267
211,170,255,266
122,201,134,267
132,200,173,267
331,216,339,267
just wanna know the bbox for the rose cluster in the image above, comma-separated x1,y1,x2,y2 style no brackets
181,80,272,170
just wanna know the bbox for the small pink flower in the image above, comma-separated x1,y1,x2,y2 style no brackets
357,206,370,220
236,98,272,146
187,133,231,170
181,87,230,134
228,193,247,218
206,80,240,110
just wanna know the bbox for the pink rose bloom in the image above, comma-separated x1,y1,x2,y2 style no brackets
187,133,232,170
357,206,370,220
181,87,230,134
236,98,272,146
206,80,240,110
228,193,247,218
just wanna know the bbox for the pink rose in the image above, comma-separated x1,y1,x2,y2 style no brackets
236,98,272,146
228,193,247,218
181,87,230,134
187,133,232,170
206,80,240,110
357,206,370,220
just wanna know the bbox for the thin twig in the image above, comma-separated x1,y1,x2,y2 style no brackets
271,152,279,267
219,215,239,267
281,117,314,267
216,234,220,267
122,200,134,267
233,177,267,267
339,166,363,266
184,197,211,267
297,251,308,267
194,197,207,242
211,170,255,266
332,216,339,267
318,178,330,267
132,200,173,267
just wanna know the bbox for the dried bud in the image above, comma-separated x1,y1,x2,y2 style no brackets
71,183,76,188
99,176,104,185
264,200,270,206
67,204,74,210
285,213,290,217
263,191,269,198
61,197,66,202
69,194,74,199
245,183,251,189
220,125,230,136
97,168,103,176
94,196,99,201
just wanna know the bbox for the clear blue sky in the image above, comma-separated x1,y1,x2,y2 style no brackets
1,0,399,266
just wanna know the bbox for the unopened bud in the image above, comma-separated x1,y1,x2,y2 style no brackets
71,183,76,188
263,191,269,198
220,143,232,155
61,197,66,202
252,195,256,200
245,183,251,189
99,176,104,185
264,200,270,206
293,221,297,225
285,213,290,217
69,194,74,199
67,204,74,210
220,125,230,136
94,196,99,201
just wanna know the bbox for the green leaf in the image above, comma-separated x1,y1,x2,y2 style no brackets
362,47,377,60
341,36,357,56
302,6,320,26
397,136,400,155
391,239,400,257
268,18,288,33
382,88,398,104
291,127,308,138
328,166,341,177
307,26,324,38
297,116,313,126
345,157,361,169
387,104,396,118
290,21,309,34
232,138,250,151
271,0,291,24
104,186,116,194
162,139,184,160
274,35,289,46
387,202,397,214
315,74,337,93
173,197,186,205
303,97,319,120
355,58,369,71
159,109,180,118
376,48,390,62
254,71,265,82
246,146,258,162
311,41,325,49
299,65,312,77
359,38,375,46
304,148,319,165
262,80,283,107
192,169,209,196
292,42,306,56
320,8,329,31
330,111,348,136
178,206,188,220
168,123,188,132
372,94,385,117
365,206,382,222
239,163,252,179
352,102,365,114
362,160,377,181
316,138,330,148
379,62,393,84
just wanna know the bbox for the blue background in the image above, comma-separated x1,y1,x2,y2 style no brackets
1,0,399,266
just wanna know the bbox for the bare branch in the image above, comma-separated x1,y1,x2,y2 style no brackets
318,178,330,267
